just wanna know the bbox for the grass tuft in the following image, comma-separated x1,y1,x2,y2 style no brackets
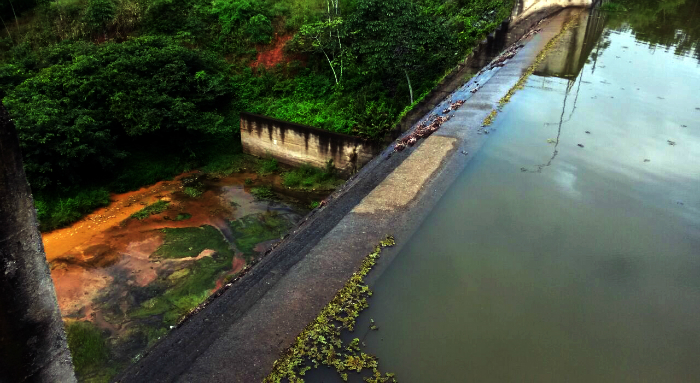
256,157,279,176
281,161,341,190
250,185,276,200
131,200,170,220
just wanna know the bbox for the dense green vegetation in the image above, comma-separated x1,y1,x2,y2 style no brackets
0,0,514,230
282,160,340,190
130,200,170,219
65,320,113,382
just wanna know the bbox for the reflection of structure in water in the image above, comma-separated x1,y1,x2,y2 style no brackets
511,0,595,25
534,5,608,80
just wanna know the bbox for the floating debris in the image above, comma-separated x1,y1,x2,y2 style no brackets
644,159,650,162
577,144,585,148
585,131,591,134
265,236,397,383
394,100,465,152
667,140,676,146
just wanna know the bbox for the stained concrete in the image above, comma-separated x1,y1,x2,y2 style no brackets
116,8,586,383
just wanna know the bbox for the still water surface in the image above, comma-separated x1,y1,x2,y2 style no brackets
353,4,700,382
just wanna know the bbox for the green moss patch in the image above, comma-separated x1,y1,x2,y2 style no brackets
265,236,397,383
130,200,170,220
229,212,292,259
250,185,276,200
65,320,115,382
153,225,231,259
128,225,237,325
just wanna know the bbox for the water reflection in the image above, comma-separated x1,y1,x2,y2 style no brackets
351,3,700,382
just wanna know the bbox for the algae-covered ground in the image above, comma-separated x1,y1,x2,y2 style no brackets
48,172,309,382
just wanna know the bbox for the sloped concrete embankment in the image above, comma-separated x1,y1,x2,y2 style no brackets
117,8,586,383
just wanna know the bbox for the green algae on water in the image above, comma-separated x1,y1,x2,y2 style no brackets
153,225,231,259
229,212,292,259
265,235,397,383
130,200,170,220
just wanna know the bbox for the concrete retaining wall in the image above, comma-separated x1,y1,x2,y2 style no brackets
240,112,379,176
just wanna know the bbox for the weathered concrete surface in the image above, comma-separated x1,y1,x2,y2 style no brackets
117,8,586,383
241,112,379,176
0,104,76,383
353,136,458,214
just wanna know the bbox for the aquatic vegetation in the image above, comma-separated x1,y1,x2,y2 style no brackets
174,212,192,221
265,235,397,383
65,320,113,382
251,185,276,200
153,225,231,259
183,186,203,198
482,109,498,127
130,200,170,220
229,212,292,259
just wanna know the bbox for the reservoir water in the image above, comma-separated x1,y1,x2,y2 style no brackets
353,2,700,382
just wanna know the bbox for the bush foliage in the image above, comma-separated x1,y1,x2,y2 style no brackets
0,0,514,230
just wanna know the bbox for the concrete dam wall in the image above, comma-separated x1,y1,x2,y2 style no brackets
240,112,380,176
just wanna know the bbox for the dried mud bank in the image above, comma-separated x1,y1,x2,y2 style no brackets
116,8,587,383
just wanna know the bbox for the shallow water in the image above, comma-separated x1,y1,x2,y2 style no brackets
44,171,320,380
350,3,700,382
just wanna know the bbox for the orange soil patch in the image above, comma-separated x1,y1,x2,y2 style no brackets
52,266,110,316
251,33,294,69
43,171,263,317
42,171,198,262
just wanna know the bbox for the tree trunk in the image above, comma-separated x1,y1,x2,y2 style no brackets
0,104,76,382
404,70,414,104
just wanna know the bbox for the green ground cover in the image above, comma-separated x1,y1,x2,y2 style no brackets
281,161,341,190
65,320,114,383
153,225,231,259
130,200,170,220
229,211,291,259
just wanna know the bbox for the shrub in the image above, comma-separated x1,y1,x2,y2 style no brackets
84,0,116,32
4,36,234,190
256,157,279,176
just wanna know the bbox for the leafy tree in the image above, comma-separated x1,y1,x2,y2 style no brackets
289,0,345,84
83,0,116,33
345,0,455,102
211,0,263,34
246,13,273,43
4,37,234,189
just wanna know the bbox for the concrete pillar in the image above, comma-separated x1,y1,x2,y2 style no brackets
0,104,76,382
